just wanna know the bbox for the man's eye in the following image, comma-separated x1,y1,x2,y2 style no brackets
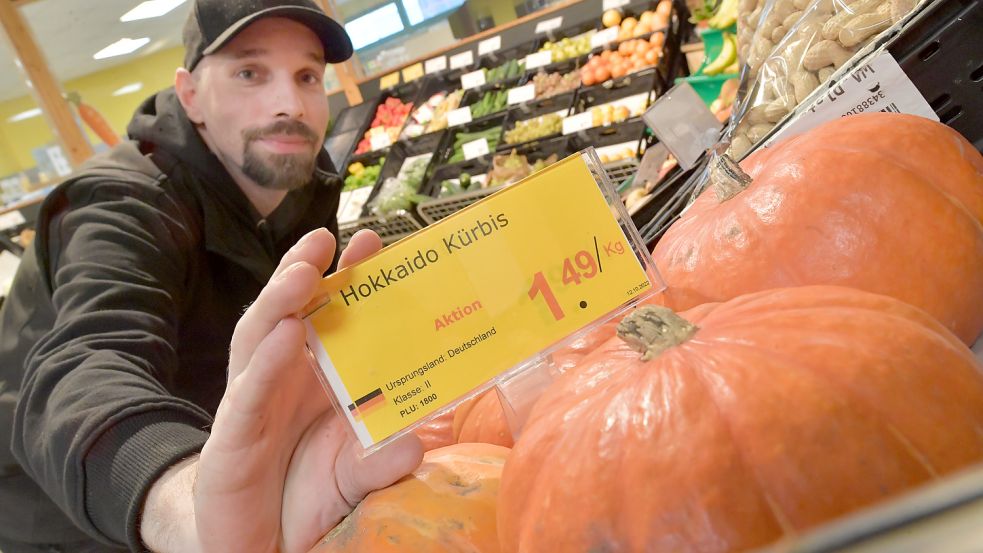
237,69,256,80
302,72,322,85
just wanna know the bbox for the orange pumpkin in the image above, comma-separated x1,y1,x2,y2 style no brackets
453,390,513,447
653,113,983,344
310,443,508,553
498,286,983,552
415,409,457,451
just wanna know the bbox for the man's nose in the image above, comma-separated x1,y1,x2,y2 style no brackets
271,78,305,120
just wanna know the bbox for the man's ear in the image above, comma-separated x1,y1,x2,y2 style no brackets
174,67,204,124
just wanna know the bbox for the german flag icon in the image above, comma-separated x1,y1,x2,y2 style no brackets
347,388,386,420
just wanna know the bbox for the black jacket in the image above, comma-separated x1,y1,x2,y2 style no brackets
0,88,341,549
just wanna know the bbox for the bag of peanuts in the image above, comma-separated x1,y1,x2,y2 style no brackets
727,0,921,157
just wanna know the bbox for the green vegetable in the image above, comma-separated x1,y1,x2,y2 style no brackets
343,157,385,191
504,113,562,145
447,126,502,164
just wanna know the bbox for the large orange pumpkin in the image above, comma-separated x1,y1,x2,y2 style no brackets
415,409,457,451
653,113,983,344
310,443,508,553
498,286,983,553
453,390,514,447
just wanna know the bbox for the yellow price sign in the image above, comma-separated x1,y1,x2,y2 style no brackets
401,63,424,83
305,153,657,449
379,71,400,90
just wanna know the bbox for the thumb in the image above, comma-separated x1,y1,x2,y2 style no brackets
334,432,424,507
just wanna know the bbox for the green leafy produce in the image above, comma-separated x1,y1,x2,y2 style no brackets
369,156,431,216
485,59,525,83
439,172,481,197
447,126,502,164
470,90,509,119
343,158,385,191
504,113,562,145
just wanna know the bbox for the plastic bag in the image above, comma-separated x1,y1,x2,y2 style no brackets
728,0,921,157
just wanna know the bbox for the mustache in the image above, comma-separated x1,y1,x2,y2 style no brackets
243,120,320,145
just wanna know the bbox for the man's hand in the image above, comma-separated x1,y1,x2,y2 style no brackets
140,229,423,553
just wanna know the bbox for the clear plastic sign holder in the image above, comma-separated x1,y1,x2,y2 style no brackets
642,81,722,170
305,147,665,457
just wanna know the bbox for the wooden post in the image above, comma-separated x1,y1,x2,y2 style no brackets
315,0,364,105
0,0,93,168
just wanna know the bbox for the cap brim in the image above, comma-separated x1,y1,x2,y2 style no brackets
201,6,353,64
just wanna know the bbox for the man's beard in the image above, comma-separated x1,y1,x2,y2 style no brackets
241,120,321,191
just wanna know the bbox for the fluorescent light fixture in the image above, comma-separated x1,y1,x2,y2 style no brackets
112,82,144,96
345,3,404,50
120,0,187,22
7,108,42,123
93,37,151,60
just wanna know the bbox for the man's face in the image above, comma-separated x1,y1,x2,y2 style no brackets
183,17,329,191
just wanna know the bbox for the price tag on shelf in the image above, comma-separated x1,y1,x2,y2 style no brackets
535,16,563,34
603,0,630,11
507,84,536,105
461,69,487,90
379,71,400,90
402,63,425,83
450,50,475,70
370,132,392,151
478,35,502,56
591,26,620,49
562,111,595,135
425,56,448,74
462,137,490,160
304,153,657,451
447,106,473,127
525,50,553,70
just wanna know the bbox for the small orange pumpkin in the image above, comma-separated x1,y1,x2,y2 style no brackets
310,443,508,553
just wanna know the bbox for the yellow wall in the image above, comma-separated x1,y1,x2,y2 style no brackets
0,46,185,176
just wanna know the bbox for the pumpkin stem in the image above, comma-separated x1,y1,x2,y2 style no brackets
616,306,698,361
710,153,752,202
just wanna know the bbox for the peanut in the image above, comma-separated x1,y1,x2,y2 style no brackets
793,0,812,9
729,134,753,158
839,11,892,46
764,98,792,122
818,65,836,81
746,104,773,125
783,10,806,28
804,39,854,70
748,123,775,143
791,70,820,102
748,36,775,69
772,24,789,43
890,0,915,21
822,0,880,40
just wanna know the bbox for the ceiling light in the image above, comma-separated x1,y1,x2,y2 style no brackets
7,108,42,123
112,82,144,96
94,37,151,60
120,0,187,22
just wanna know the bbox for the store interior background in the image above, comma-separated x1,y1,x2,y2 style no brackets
0,0,551,202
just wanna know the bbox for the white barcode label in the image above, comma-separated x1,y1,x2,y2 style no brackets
424,56,448,74
478,36,502,56
535,17,563,34
562,111,594,134
525,50,553,70
462,138,490,160
450,51,475,70
507,84,536,105
461,69,487,90
447,106,473,127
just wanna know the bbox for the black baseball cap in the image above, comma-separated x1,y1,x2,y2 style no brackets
183,0,353,71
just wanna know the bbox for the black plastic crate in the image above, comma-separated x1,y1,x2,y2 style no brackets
359,130,445,218
424,158,491,199
569,118,649,160
888,0,982,150
433,113,508,170
487,134,573,188
400,76,466,142
340,148,388,208
573,66,660,114
461,87,514,121
499,91,575,150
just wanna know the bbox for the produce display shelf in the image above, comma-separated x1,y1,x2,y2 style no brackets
336,212,423,248
417,187,499,225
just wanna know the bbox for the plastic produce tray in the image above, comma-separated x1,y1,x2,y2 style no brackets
359,130,444,218
337,213,423,248
423,157,489,199
432,113,507,171
499,91,575,151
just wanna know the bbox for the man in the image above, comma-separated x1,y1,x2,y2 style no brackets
0,1,422,552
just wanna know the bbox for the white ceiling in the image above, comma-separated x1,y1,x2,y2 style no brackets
0,0,192,102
